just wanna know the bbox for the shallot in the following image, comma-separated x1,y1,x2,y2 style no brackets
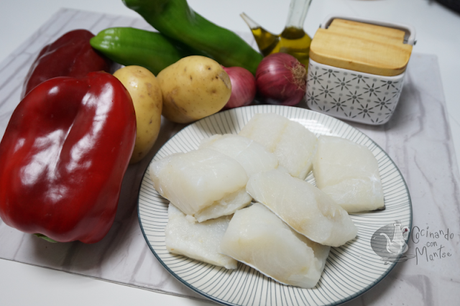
222,66,256,109
255,53,307,106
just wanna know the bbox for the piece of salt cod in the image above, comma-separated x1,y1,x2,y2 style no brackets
220,203,330,289
313,135,385,213
199,134,278,178
149,148,251,222
246,168,357,247
238,113,317,179
165,204,237,269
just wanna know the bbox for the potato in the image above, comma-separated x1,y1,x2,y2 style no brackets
157,56,232,124
114,65,163,164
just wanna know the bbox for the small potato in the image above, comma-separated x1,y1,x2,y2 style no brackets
114,65,163,164
157,56,232,124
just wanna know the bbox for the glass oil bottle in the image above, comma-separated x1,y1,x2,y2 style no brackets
241,0,312,66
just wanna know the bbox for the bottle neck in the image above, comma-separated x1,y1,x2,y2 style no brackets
284,0,312,29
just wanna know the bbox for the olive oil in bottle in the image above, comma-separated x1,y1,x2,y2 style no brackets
241,0,312,66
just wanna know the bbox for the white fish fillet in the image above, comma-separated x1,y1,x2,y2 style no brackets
199,134,278,178
238,113,317,179
165,204,237,269
313,135,385,213
220,203,330,288
246,168,357,247
149,148,251,221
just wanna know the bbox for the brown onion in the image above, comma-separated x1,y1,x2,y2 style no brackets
222,66,256,109
255,53,307,106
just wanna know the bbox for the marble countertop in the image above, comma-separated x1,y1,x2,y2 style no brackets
1,1,460,305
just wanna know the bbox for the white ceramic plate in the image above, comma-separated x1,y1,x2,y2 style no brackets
138,105,412,306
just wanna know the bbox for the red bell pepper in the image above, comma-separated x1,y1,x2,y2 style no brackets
0,71,136,243
22,29,115,98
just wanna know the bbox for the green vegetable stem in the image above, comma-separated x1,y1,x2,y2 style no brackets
122,0,263,75
90,27,200,75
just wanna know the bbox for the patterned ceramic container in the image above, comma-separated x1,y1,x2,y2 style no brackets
306,59,405,125
306,16,416,125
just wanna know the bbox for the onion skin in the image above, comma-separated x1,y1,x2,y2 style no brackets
222,66,256,109
255,53,307,106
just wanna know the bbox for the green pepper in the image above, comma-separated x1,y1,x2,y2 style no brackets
122,0,263,75
90,27,201,75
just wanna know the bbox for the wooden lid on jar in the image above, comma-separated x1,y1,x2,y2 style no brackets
310,17,415,76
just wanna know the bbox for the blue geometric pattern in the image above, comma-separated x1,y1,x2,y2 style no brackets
306,60,405,125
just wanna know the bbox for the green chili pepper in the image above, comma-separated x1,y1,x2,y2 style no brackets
90,27,201,75
122,0,263,75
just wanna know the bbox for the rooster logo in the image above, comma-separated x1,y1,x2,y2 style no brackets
371,221,414,264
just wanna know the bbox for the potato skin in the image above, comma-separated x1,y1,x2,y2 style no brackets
157,56,232,124
114,65,163,164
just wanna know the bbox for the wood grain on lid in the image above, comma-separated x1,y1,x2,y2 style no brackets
310,19,413,76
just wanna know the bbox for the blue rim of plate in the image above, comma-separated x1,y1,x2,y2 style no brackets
137,105,413,306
